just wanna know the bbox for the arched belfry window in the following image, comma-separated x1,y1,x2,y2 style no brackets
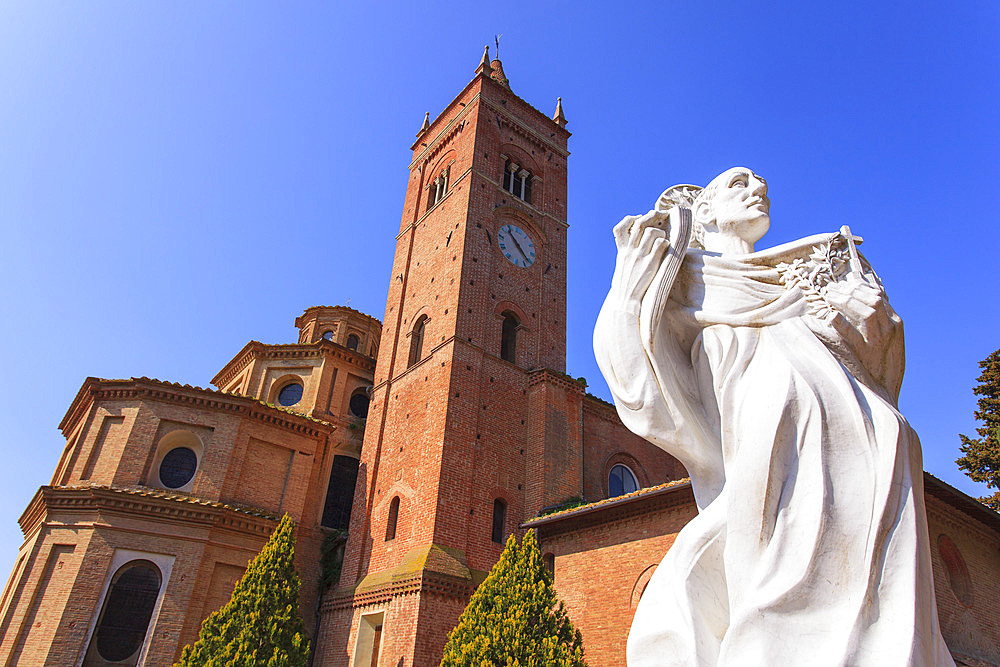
492,498,507,544
346,333,360,351
428,168,449,210
408,315,427,367
85,560,162,665
500,311,519,363
386,496,400,541
609,463,640,498
502,158,532,203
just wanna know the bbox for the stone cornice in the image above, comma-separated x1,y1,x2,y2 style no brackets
527,368,587,393
481,97,570,158
322,570,475,611
372,336,531,393
19,484,279,538
294,304,382,329
480,73,570,145
408,71,569,164
486,178,568,228
414,110,470,171
523,480,695,537
410,77,482,156
582,393,619,419
59,377,335,438
924,473,1000,537
212,340,376,388
211,341,259,387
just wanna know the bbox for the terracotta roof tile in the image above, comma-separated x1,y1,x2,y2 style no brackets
528,478,692,523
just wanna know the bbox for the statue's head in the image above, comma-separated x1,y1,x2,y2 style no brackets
657,167,770,254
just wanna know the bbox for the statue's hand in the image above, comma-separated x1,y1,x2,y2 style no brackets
823,273,895,343
610,210,671,314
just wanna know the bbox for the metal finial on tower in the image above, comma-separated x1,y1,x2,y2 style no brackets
488,37,510,90
416,111,430,138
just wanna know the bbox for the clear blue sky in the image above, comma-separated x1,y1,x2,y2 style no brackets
1,2,997,576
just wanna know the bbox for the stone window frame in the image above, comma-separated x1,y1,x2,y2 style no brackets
427,166,450,211
425,153,455,213
498,148,541,206
148,429,205,493
80,549,175,667
352,610,386,667
269,374,307,408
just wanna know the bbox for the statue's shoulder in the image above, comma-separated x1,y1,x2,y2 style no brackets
743,232,847,266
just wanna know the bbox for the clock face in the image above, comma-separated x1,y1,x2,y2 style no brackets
497,224,536,268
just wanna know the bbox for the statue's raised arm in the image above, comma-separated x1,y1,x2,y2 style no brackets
595,167,954,667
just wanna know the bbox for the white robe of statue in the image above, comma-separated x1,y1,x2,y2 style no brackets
593,168,954,666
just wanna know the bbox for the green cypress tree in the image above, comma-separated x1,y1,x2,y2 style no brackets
440,529,586,666
175,514,310,667
957,348,1000,511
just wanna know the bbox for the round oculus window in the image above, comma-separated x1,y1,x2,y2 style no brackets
159,446,197,489
277,382,303,406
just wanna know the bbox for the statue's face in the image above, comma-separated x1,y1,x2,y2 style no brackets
700,167,770,246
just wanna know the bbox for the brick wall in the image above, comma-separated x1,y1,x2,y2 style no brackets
925,487,1000,665
535,478,1000,667
532,484,697,667
581,396,686,501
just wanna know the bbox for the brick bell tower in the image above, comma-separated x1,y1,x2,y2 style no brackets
315,47,571,666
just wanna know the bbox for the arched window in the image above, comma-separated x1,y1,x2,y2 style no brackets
938,534,973,607
428,168,449,210
86,560,162,665
502,158,532,203
346,334,360,351
349,388,371,418
492,498,507,544
386,496,400,541
321,455,360,530
500,311,519,363
321,330,335,341
408,315,427,367
608,463,639,498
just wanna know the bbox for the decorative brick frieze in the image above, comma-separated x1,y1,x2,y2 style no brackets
19,485,279,537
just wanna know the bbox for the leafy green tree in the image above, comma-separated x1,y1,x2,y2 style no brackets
440,529,586,666
175,514,310,667
957,349,1000,511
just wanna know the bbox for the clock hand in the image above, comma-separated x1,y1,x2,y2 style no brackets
509,235,528,263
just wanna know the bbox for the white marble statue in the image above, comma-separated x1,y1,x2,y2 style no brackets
594,168,954,666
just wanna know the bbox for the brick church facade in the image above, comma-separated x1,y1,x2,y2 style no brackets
1,50,998,667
